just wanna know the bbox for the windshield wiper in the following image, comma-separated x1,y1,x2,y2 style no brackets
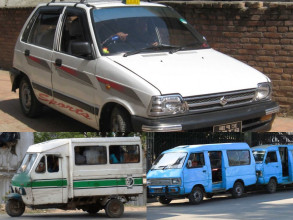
123,44,180,57
170,42,207,54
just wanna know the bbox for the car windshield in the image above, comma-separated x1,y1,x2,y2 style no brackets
252,150,265,163
151,152,187,170
92,6,209,56
17,153,37,173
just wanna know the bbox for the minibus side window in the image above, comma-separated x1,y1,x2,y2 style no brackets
227,150,250,166
187,153,205,168
265,151,278,163
109,145,140,164
74,146,107,165
35,156,46,173
47,155,59,172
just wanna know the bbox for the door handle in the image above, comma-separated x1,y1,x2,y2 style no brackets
55,58,62,67
203,170,207,173
24,49,30,56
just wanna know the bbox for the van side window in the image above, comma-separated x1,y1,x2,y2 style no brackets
187,153,205,168
47,155,59,172
227,150,250,166
27,12,59,49
266,151,278,163
109,145,140,164
75,146,107,165
35,156,46,173
22,10,39,43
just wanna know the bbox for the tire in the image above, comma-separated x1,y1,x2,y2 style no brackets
19,76,42,117
232,182,244,198
5,199,25,217
105,199,124,218
188,186,204,205
110,106,132,132
205,193,214,199
157,196,172,205
266,178,277,193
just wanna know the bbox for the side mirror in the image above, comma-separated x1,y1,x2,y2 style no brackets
71,41,93,60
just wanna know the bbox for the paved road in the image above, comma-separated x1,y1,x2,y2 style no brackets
1,70,293,132
147,188,293,220
0,209,146,220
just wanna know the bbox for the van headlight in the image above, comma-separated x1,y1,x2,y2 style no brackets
254,82,271,101
148,94,188,116
171,178,181,185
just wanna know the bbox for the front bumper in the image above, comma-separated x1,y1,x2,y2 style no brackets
132,101,279,132
147,185,183,198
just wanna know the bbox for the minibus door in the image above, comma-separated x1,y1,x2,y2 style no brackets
279,147,289,179
184,152,208,191
208,151,224,191
289,149,293,182
31,154,65,205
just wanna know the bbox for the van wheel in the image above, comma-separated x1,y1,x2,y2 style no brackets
105,199,124,218
5,199,25,217
188,186,204,205
157,196,172,205
19,76,42,117
266,178,277,193
205,193,214,199
232,182,244,198
110,106,132,132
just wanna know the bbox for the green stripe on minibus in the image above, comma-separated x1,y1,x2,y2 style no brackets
31,179,67,187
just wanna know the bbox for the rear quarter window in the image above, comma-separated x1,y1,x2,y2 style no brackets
227,150,251,166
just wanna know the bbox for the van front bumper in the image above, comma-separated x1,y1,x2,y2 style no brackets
132,101,279,132
147,186,183,197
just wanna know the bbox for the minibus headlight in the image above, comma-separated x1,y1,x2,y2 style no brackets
148,95,188,116
171,178,181,185
254,82,271,101
147,179,151,185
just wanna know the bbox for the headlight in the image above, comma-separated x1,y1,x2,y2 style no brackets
171,178,181,185
148,94,188,116
254,82,271,101
147,179,151,185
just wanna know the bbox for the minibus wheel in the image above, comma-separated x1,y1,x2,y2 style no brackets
266,178,277,193
157,196,172,205
105,199,124,218
5,199,25,217
188,186,204,205
232,182,244,198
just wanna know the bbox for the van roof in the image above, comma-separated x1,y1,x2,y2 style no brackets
162,143,250,154
252,144,293,151
27,137,141,153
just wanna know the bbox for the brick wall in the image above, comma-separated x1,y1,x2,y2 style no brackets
0,8,33,70
163,1,293,116
0,2,293,115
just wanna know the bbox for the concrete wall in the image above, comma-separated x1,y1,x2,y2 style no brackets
0,132,34,203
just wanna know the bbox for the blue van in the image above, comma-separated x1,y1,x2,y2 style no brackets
147,143,256,205
252,145,293,193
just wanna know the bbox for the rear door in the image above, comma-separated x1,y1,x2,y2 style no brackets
51,7,98,128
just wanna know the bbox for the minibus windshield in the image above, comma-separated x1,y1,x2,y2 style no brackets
17,153,37,173
92,6,209,56
252,151,265,163
151,152,187,170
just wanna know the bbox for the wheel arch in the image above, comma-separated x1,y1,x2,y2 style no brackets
10,68,26,92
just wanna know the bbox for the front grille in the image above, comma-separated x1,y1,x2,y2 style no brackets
184,89,256,113
148,178,171,186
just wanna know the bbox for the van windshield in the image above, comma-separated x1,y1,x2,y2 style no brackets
92,6,209,56
151,152,187,170
253,151,265,163
17,153,37,173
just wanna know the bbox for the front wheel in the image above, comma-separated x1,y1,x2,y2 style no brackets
157,196,172,205
188,186,204,205
5,199,25,217
266,178,277,193
110,106,132,132
19,76,42,117
232,182,244,198
105,199,124,218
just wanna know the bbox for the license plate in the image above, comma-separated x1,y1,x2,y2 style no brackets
213,121,242,132
154,188,163,193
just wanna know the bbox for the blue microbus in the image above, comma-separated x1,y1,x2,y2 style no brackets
252,145,293,193
147,143,256,205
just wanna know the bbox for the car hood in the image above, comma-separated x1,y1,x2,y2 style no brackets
147,168,182,179
109,49,269,97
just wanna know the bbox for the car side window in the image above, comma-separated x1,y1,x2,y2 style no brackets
60,7,92,58
187,153,205,168
266,151,278,163
35,156,46,174
27,12,60,49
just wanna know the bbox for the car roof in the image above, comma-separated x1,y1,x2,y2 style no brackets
162,143,250,154
252,145,293,151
